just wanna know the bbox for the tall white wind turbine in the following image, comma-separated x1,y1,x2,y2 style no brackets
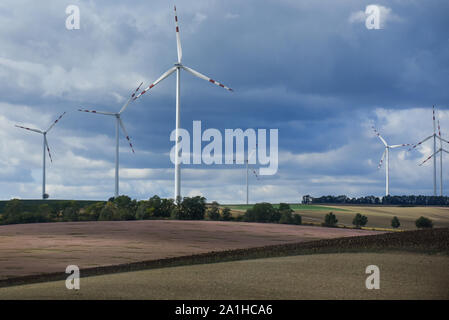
15,112,67,199
79,83,143,198
373,127,410,196
409,106,449,196
418,119,449,196
234,147,259,205
133,6,233,201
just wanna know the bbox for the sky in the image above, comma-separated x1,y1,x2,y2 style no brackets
0,0,448,203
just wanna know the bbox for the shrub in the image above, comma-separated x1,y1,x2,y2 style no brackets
83,202,105,221
415,216,433,229
279,210,293,224
278,203,293,212
221,207,232,221
323,212,338,227
207,201,221,220
99,202,118,221
292,214,302,225
244,202,279,223
391,216,400,229
62,206,79,222
352,213,368,228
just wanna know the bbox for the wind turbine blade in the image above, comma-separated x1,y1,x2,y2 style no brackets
15,125,43,134
174,6,182,63
78,108,116,116
46,111,67,133
409,135,433,151
119,82,144,114
182,66,233,92
378,149,386,169
133,67,177,101
44,136,53,163
437,135,449,145
390,144,411,149
433,105,436,134
419,150,440,166
118,118,135,153
372,126,387,146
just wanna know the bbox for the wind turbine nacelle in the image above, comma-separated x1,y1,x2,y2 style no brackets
43,193,49,199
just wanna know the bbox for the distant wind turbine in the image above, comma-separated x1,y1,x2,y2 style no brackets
15,112,67,199
372,126,410,196
409,106,449,196
418,119,449,196
133,6,233,201
79,82,143,198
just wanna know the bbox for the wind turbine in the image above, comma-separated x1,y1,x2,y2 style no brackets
133,6,233,201
15,112,67,199
79,82,143,198
418,119,449,196
245,147,259,205
409,106,449,196
372,127,410,196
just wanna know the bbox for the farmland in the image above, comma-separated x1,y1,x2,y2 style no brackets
0,227,448,299
1,252,448,300
0,220,378,281
226,204,449,230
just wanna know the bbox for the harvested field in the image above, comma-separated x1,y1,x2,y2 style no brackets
297,205,449,230
1,251,448,299
0,220,379,281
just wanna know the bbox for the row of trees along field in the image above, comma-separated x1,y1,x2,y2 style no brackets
0,197,301,226
305,195,449,205
0,197,434,229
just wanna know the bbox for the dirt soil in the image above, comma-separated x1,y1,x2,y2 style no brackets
0,220,380,280
1,252,448,299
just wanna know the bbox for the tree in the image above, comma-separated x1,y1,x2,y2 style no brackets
84,202,105,221
391,216,400,229
279,203,293,212
292,214,302,225
323,212,338,227
172,196,207,220
244,203,279,223
62,206,79,222
221,207,232,221
207,201,221,220
352,213,368,228
415,216,433,229
99,202,118,221
279,210,293,224
3,199,22,223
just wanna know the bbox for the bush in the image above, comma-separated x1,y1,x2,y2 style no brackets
292,214,302,225
83,202,105,221
323,212,338,227
415,216,433,229
352,213,368,228
207,201,221,220
279,210,293,224
391,216,400,229
99,202,118,221
244,202,279,223
278,203,293,212
62,206,79,222
221,207,232,221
